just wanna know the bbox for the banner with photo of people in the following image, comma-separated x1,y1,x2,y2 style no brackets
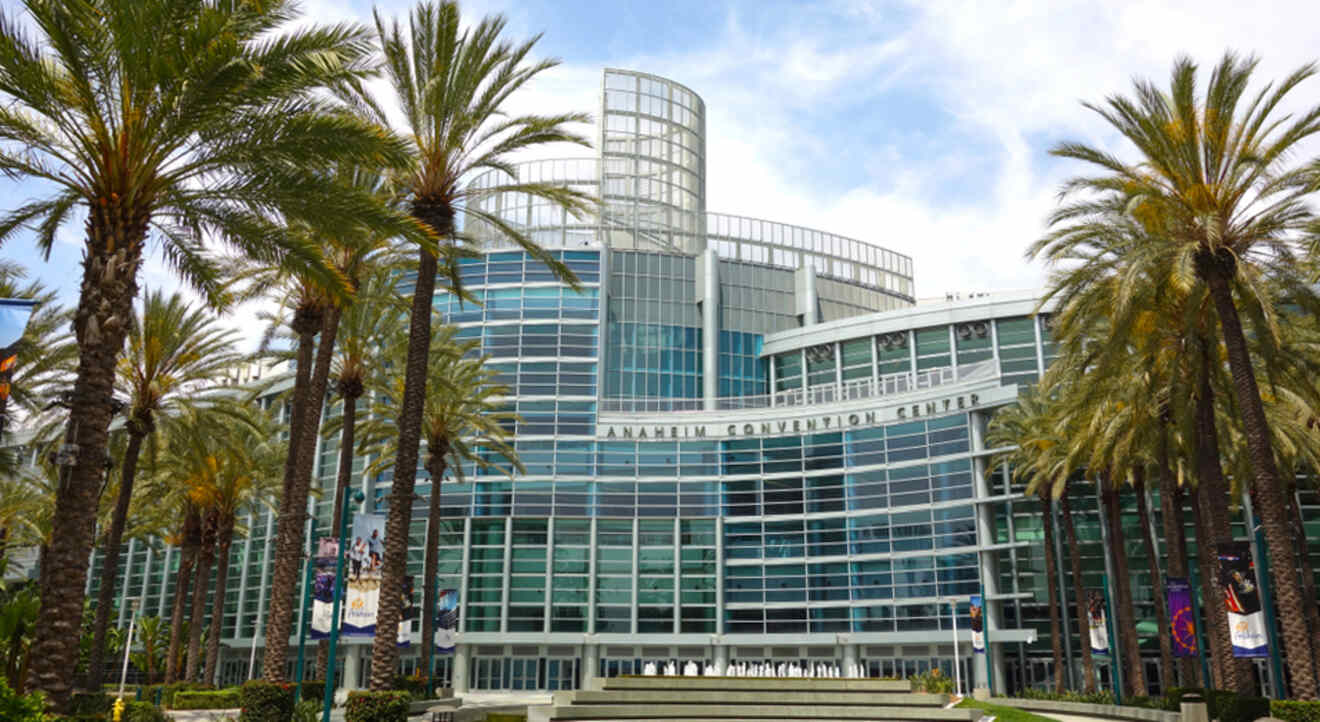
308,538,339,640
1088,589,1110,656
1217,542,1269,658
969,594,985,653
435,589,459,654
1165,577,1199,658
343,514,387,636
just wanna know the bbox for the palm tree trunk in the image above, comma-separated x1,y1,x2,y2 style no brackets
165,508,202,684
1192,369,1253,693
1133,470,1175,693
30,218,145,712
186,514,217,682
87,426,148,689
1193,485,1230,690
205,519,235,686
1287,489,1320,692
1041,491,1065,693
264,305,341,682
1060,492,1097,693
317,385,361,683
421,451,449,693
371,234,442,690
1204,265,1318,699
1157,435,1200,687
1102,483,1147,698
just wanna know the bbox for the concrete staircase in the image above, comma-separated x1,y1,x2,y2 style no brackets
528,677,980,722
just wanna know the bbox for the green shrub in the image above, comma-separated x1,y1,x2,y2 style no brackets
1273,700,1320,722
297,680,325,702
0,680,50,722
172,689,241,710
344,690,410,722
238,680,295,722
393,675,430,699
139,681,211,709
123,701,169,722
292,699,322,722
909,669,953,694
1017,689,1116,705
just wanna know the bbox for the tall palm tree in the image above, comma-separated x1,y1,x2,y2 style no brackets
0,0,416,706
256,177,404,683
1038,53,1320,698
348,1,593,687
86,290,242,688
358,327,521,688
313,264,407,681
986,388,1069,693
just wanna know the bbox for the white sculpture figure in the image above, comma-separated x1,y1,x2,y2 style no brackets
643,662,655,676
685,661,698,677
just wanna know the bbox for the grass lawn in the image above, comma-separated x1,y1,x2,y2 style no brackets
957,698,1060,722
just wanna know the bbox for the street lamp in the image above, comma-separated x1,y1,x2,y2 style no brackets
117,598,141,703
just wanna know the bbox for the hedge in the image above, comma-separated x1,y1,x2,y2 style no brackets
172,689,242,710
238,680,295,722
344,690,410,722
123,701,170,722
137,681,211,708
1273,700,1320,722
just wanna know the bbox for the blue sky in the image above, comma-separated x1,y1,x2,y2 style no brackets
6,0,1320,346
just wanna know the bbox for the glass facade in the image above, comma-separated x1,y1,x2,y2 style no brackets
72,67,1318,700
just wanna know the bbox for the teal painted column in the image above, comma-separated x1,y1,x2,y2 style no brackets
323,490,365,722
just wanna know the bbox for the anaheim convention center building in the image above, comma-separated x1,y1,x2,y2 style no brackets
77,68,1315,696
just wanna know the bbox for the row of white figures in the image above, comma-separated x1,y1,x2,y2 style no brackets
638,661,869,678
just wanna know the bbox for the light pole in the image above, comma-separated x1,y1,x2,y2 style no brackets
323,489,365,722
294,517,319,703
948,598,962,697
117,599,141,701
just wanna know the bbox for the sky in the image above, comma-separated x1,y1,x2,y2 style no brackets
5,0,1320,348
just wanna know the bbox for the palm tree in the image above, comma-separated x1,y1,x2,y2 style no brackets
358,327,520,689
313,265,407,681
0,0,416,707
163,504,202,685
256,175,403,683
986,389,1069,693
1039,53,1320,698
86,291,242,688
128,616,167,685
348,1,594,687
183,407,283,686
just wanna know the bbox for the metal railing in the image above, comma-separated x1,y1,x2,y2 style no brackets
600,360,997,414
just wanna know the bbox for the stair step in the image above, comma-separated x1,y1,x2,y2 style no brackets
563,691,948,707
540,703,980,721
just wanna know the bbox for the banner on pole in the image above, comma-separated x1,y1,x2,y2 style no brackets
309,538,339,640
435,589,458,654
0,298,36,407
1217,542,1268,658
1087,589,1110,656
1166,577,1198,658
343,514,386,636
969,594,985,654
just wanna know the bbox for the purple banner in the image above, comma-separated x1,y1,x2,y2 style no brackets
970,594,984,654
1166,577,1198,658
